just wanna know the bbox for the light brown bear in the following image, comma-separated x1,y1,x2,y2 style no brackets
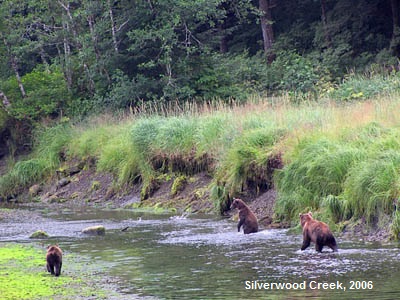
46,244,63,276
299,212,338,252
230,198,258,234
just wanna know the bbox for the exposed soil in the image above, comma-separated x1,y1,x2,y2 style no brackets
11,159,280,230
2,155,393,240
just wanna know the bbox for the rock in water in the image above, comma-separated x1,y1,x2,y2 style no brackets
29,230,49,239
82,225,106,235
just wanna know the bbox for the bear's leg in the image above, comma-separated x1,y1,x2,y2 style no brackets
301,237,311,250
47,263,51,273
243,225,257,234
328,241,338,252
49,263,55,275
237,218,245,232
55,262,61,276
315,243,323,252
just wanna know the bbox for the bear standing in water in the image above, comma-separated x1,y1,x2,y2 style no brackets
230,198,258,234
299,212,338,252
46,244,63,276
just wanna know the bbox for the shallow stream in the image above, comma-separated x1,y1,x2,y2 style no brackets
1,205,400,299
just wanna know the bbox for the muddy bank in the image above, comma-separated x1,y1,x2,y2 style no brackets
1,155,394,242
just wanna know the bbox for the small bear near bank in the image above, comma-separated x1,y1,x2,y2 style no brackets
46,244,63,276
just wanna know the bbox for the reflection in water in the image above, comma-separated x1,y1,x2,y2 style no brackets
1,206,400,299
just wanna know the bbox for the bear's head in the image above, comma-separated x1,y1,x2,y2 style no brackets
299,212,313,227
230,198,245,210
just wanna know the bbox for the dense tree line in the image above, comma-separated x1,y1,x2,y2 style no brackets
0,0,399,125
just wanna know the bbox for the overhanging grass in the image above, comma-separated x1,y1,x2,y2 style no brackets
0,123,73,198
275,121,400,226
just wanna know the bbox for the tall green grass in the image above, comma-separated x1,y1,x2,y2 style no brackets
275,121,400,226
0,123,72,198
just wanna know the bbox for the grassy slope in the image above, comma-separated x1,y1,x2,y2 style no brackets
2,73,400,237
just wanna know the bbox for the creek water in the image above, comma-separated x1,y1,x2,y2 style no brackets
1,205,400,299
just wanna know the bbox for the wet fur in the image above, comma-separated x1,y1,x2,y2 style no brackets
299,212,338,252
230,198,258,234
46,245,63,276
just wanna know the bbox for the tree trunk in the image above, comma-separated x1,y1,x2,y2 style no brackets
390,0,400,56
10,55,27,98
2,37,26,98
107,0,119,53
62,19,73,90
320,0,332,48
259,0,275,62
219,24,228,53
58,0,95,94
0,91,11,111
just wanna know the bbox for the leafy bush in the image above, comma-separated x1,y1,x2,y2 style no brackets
0,66,69,121
269,51,320,94
328,72,400,101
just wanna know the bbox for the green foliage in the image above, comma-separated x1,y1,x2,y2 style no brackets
275,137,366,221
322,194,349,223
270,51,320,94
344,150,400,223
192,53,270,101
0,108,8,130
96,124,140,185
390,210,400,240
328,72,400,101
171,175,187,196
275,121,400,227
68,124,117,159
195,113,232,155
0,66,69,121
211,124,286,210
0,123,72,198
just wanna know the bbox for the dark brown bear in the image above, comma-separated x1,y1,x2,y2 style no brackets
299,212,338,252
46,244,63,276
230,198,259,234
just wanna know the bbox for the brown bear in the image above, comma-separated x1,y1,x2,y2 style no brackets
46,244,63,276
299,212,338,252
230,198,259,234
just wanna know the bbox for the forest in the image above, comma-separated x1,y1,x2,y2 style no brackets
2,0,400,230
1,0,400,145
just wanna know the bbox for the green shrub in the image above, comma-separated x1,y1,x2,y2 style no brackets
0,66,69,121
328,72,400,101
269,50,320,94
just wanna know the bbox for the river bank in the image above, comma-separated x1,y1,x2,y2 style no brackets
2,98,400,243
4,159,392,243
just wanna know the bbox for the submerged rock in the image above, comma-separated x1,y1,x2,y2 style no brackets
82,225,106,236
29,230,49,239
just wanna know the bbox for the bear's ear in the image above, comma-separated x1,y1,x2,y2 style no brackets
299,213,302,217
308,211,312,216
